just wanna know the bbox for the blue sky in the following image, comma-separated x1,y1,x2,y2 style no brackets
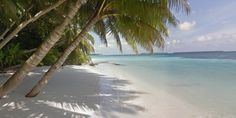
93,0,236,54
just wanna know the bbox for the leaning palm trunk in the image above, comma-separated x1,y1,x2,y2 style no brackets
0,0,86,98
25,16,99,97
0,0,66,49
0,22,15,41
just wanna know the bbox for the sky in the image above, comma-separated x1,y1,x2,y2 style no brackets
93,0,236,54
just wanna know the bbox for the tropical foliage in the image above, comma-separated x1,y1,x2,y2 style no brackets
0,0,89,70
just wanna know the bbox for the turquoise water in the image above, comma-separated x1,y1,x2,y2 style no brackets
92,53,236,116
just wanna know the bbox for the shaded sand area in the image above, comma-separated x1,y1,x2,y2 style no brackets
0,66,145,118
0,65,206,118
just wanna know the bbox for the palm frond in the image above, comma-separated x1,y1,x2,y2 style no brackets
93,19,108,46
107,16,122,52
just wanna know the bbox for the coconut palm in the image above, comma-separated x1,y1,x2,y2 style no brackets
60,22,95,65
0,0,87,98
66,37,95,65
0,0,67,49
25,0,190,97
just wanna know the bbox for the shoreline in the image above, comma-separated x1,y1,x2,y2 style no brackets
0,64,217,118
89,63,205,118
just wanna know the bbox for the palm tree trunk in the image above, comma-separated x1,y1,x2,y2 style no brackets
0,0,87,98
0,5,33,41
0,22,15,41
25,16,99,97
0,0,66,49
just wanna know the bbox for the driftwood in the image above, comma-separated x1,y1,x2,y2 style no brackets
89,61,123,66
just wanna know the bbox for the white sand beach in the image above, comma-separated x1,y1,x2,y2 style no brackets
0,65,206,118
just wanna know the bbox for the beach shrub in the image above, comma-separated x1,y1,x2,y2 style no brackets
67,47,91,65
0,43,24,69
40,48,60,66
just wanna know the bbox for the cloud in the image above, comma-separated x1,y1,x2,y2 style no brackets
164,29,236,52
196,32,236,42
178,21,196,31
197,35,213,42
166,39,180,45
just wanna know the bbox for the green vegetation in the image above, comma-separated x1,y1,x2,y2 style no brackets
0,0,190,98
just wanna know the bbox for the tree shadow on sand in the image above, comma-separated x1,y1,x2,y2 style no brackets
0,66,146,118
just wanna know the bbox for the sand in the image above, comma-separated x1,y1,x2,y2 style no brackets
0,65,204,118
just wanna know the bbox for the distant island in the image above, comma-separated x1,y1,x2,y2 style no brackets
92,51,236,60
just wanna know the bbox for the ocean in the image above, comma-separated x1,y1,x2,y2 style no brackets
91,51,236,117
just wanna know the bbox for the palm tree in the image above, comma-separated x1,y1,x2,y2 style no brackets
25,0,190,97
0,0,87,98
63,25,95,65
0,0,67,49
55,21,95,65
